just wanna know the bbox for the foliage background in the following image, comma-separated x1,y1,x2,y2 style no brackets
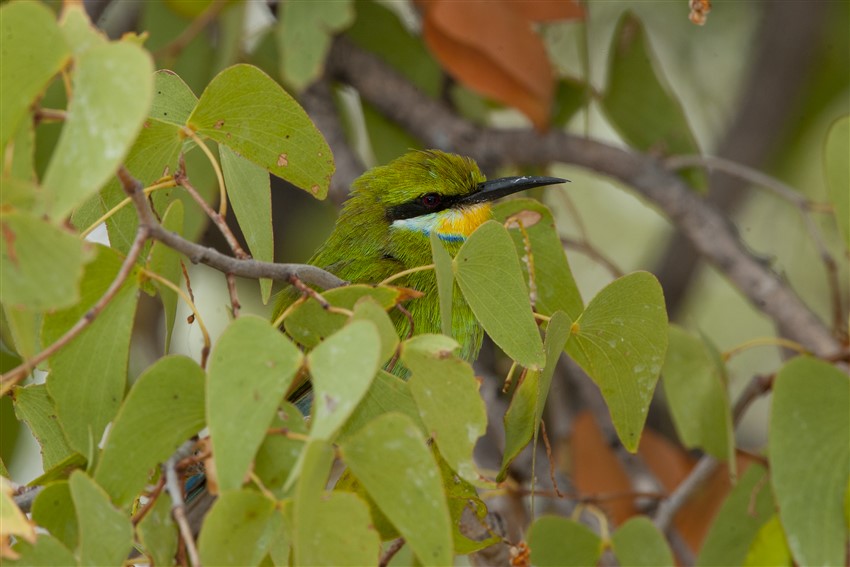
1,0,848,565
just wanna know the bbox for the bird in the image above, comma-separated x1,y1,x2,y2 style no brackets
272,149,566,364
185,149,565,528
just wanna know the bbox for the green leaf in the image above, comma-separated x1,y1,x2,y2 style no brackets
565,271,667,452
69,471,133,567
276,1,354,92
42,42,153,219
743,514,792,567
7,534,76,567
220,144,274,303
12,384,75,471
28,452,87,487
207,315,303,491
1,477,34,547
600,12,705,190
697,464,774,567
96,118,183,254
435,450,500,554
611,516,674,567
307,320,380,441
552,78,589,128
493,198,584,320
137,492,178,567
43,246,139,455
499,311,572,480
187,64,334,199
31,481,77,550
430,231,455,337
59,3,106,55
528,516,602,567
3,304,41,362
350,297,400,367
95,355,205,506
283,284,404,348
151,69,198,125
824,115,850,249
0,0,69,149
147,200,184,352
296,491,381,566
339,370,426,442
340,413,452,567
7,110,37,185
198,489,276,567
0,211,94,312
453,220,545,369
769,356,849,567
254,402,307,496
293,439,334,562
662,326,733,462
402,335,487,482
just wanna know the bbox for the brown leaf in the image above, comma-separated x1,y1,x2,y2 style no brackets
419,0,579,129
569,411,759,553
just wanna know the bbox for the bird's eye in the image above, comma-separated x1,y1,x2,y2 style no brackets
421,193,441,209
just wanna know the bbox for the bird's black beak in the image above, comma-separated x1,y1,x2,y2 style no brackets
458,175,568,206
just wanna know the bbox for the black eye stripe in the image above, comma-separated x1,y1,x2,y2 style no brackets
385,193,461,221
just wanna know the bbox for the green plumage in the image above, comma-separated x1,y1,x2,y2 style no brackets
273,150,487,361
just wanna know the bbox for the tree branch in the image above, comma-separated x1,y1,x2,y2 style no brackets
116,167,347,291
326,37,841,359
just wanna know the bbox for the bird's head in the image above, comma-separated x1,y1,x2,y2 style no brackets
342,150,565,249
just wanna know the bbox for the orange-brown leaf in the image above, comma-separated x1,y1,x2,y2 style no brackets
419,0,558,129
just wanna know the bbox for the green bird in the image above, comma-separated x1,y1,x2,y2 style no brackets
273,149,565,363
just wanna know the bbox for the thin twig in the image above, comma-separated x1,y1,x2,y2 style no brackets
226,273,241,318
0,228,148,393
179,129,229,218
653,455,718,533
539,419,563,498
118,166,346,290
175,154,247,259
12,485,43,514
379,537,405,567
560,237,624,278
165,443,201,567
33,107,67,125
131,475,167,526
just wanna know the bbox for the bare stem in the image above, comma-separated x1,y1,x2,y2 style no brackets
175,154,246,259
379,538,405,567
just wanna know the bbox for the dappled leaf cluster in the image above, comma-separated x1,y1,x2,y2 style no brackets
2,1,848,566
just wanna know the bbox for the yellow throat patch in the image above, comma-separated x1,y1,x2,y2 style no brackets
436,204,492,241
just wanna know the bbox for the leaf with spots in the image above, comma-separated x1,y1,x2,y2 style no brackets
207,315,303,491
187,64,334,199
564,271,667,452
